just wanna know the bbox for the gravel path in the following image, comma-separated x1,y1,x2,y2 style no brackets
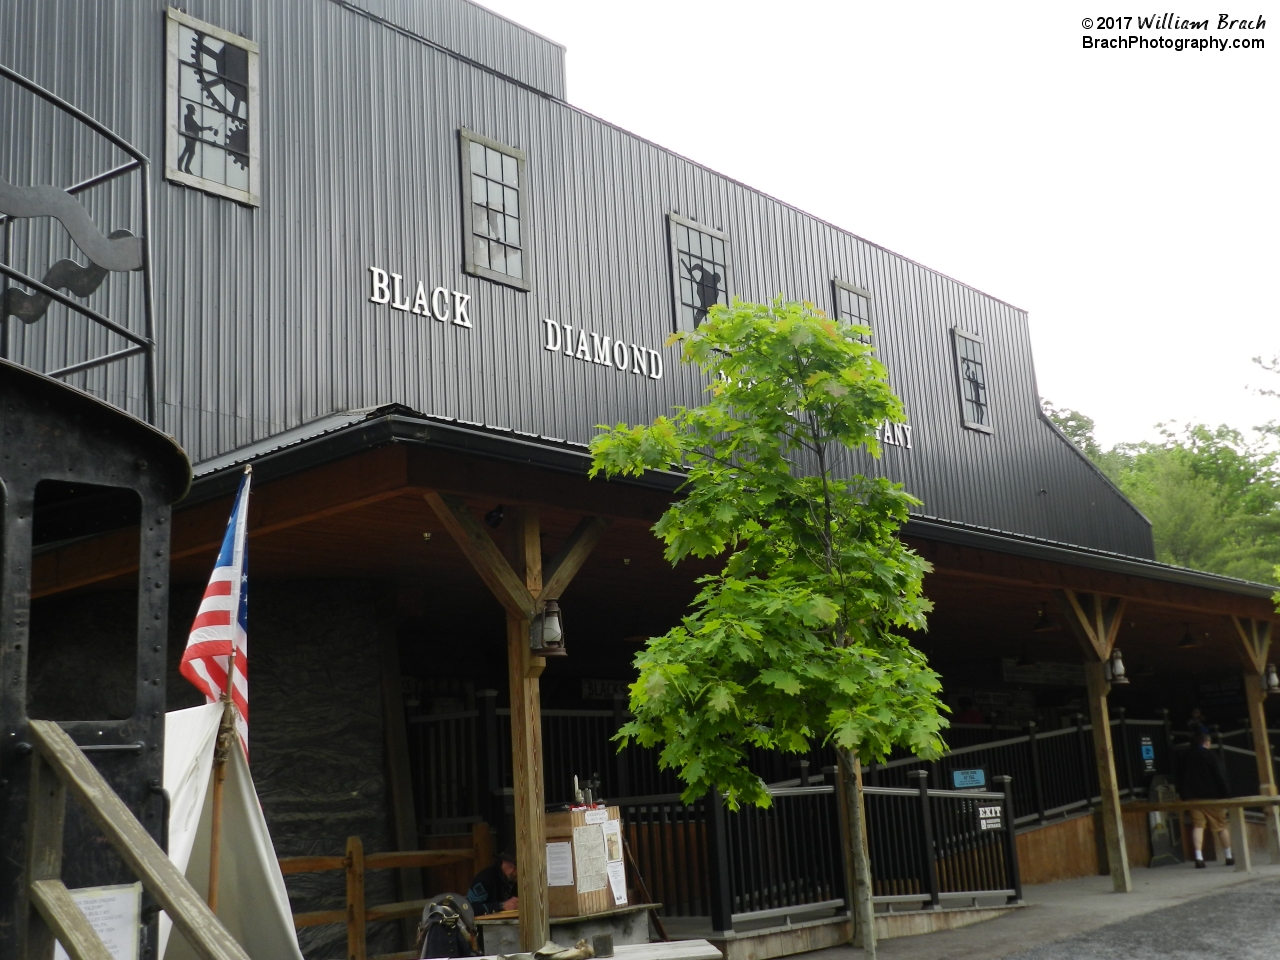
1002,878,1280,960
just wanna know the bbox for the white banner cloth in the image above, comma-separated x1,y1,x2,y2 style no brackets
159,704,303,960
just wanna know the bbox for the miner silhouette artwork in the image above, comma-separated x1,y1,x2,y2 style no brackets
682,259,722,324
177,104,216,174
179,30,250,177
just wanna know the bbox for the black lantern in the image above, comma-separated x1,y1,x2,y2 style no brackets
1177,623,1198,649
1265,663,1280,695
1032,604,1059,633
530,598,567,657
1107,648,1129,685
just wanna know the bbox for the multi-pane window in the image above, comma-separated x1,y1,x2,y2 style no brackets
164,9,259,205
669,214,727,331
953,328,992,432
460,130,529,290
833,280,873,343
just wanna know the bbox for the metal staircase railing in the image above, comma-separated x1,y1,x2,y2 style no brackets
21,720,248,960
0,62,158,424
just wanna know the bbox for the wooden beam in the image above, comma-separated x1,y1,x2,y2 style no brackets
1057,590,1125,662
379,624,423,946
422,491,536,621
28,880,114,960
508,506,549,951
27,720,252,960
541,516,609,601
1084,662,1131,892
346,835,367,960
1235,617,1280,859
913,538,1278,621
32,445,413,598
1232,617,1271,675
23,751,67,960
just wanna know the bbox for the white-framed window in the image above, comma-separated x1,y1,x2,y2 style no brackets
460,129,530,290
164,8,260,206
832,279,873,344
952,327,992,433
669,214,728,332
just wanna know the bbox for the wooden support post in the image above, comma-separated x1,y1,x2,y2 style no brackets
509,506,548,951
472,820,495,879
1232,616,1280,862
422,493,607,950
23,750,67,960
1059,590,1131,893
379,625,423,947
1084,661,1131,892
346,835,367,960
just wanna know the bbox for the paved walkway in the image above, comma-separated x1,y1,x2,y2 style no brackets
802,863,1280,960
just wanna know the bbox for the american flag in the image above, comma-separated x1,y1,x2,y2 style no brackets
180,468,251,750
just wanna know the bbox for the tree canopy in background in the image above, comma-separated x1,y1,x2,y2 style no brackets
1042,365,1280,584
590,298,945,809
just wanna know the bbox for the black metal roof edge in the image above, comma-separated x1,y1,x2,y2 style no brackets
904,514,1277,601
181,410,684,508
185,409,1276,602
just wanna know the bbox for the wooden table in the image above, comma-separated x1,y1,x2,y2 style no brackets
1124,795,1280,872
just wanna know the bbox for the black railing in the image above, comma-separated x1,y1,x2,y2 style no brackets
0,63,158,423
864,773,1020,909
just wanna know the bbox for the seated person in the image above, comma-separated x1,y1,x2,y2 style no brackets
467,851,518,915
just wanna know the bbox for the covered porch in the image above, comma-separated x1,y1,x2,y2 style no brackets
26,411,1280,958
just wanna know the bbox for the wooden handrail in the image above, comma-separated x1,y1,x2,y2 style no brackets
1124,795,1280,813
277,849,474,875
29,879,114,960
27,720,251,960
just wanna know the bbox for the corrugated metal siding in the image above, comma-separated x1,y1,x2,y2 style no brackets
0,0,1153,558
343,0,566,100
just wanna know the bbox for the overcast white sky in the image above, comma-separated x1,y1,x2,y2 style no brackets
478,1,1277,447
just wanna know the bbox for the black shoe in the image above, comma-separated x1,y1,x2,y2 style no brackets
1195,859,1206,868
1225,857,1235,866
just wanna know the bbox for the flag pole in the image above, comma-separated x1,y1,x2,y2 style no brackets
207,649,236,911
207,464,250,911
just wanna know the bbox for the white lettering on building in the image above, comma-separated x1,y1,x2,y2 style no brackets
367,266,473,329
542,318,663,381
876,420,914,450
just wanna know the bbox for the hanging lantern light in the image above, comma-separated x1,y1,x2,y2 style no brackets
1032,604,1059,633
1177,623,1198,649
1108,647,1129,685
530,598,567,657
1265,663,1280,695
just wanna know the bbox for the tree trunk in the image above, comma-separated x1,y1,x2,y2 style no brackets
838,748,876,958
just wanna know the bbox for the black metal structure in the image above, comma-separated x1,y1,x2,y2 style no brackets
0,359,189,960
0,63,159,424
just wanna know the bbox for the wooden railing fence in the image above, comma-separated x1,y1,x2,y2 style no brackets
277,822,491,960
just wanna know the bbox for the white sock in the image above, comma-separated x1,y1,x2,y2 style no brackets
1194,850,1204,861
1224,847,1233,859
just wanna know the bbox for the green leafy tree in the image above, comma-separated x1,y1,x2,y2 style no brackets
1042,397,1280,584
590,297,946,956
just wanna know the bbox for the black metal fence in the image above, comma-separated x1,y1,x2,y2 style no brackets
864,773,1021,908
866,711,1178,826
